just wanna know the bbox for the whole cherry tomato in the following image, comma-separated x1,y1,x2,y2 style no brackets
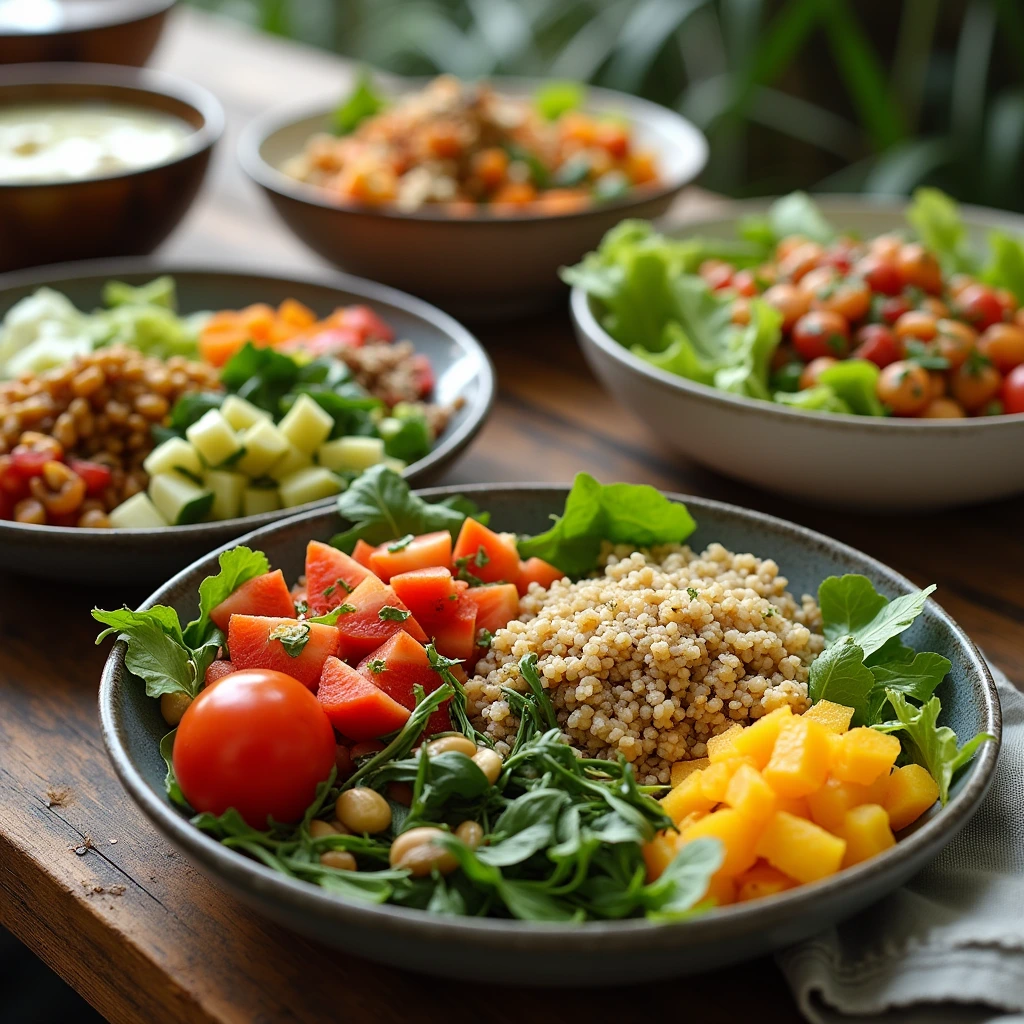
956,285,1005,332
1002,364,1024,414
792,311,850,361
854,254,903,296
852,324,900,368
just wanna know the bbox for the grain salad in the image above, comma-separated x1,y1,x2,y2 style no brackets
466,542,825,784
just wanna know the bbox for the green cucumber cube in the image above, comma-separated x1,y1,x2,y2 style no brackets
267,440,312,482
108,492,169,529
143,437,203,479
149,471,214,525
317,435,385,472
383,457,407,473
236,419,289,478
221,394,271,432
278,466,345,508
243,486,282,517
278,393,333,454
205,469,247,521
186,409,242,467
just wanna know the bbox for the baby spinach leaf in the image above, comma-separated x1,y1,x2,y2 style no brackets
869,651,951,704
808,637,876,724
818,575,889,642
182,545,270,649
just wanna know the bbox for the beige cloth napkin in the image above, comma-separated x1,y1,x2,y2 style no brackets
777,667,1023,1024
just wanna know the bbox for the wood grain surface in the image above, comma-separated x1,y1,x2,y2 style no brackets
1,8,1021,1024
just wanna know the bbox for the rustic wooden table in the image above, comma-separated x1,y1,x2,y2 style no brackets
1,9,1021,1024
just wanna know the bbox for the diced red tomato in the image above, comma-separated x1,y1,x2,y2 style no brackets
204,659,235,687
280,327,363,356
0,455,29,501
290,583,308,611
305,540,375,615
210,570,296,633
67,458,112,496
334,574,427,662
351,539,377,570
516,557,566,596
9,446,51,479
227,614,339,689
317,656,411,740
391,566,458,616
357,630,451,736
369,530,452,582
339,304,394,343
419,581,478,661
452,518,520,584
466,583,520,636
409,353,435,398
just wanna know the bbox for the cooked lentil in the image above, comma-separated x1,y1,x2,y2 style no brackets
466,542,825,785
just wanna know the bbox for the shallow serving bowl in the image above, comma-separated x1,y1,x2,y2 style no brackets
0,0,175,66
99,485,1001,984
571,197,1024,511
0,262,494,583
239,78,707,319
0,63,222,273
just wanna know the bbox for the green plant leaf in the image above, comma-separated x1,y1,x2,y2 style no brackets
182,546,270,649
333,68,387,135
807,637,876,722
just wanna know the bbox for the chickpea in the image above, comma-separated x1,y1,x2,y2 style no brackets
13,497,46,525
160,690,193,727
30,461,86,516
455,820,484,850
15,431,63,462
52,412,77,450
426,735,478,758
877,361,931,416
320,850,357,871
71,365,105,398
389,827,458,877
472,747,503,785
921,397,966,418
309,819,339,839
762,283,810,332
334,787,391,834
328,820,352,835
934,320,976,370
134,393,169,421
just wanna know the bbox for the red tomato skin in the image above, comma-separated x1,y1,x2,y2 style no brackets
67,459,112,495
855,255,903,296
9,447,51,479
852,325,900,368
209,570,296,633
173,669,336,828
409,353,435,398
204,659,235,687
452,518,520,584
339,305,394,343
1002,365,1024,414
369,531,453,582
956,285,1005,332
879,295,913,325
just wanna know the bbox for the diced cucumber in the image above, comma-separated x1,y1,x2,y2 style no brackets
186,409,242,468
143,437,203,479
205,469,247,521
278,466,345,508
149,471,214,525
318,435,385,472
278,393,334,454
383,457,407,473
236,419,289,478
221,394,271,432
267,440,312,482
108,492,169,529
243,486,281,517
377,416,402,440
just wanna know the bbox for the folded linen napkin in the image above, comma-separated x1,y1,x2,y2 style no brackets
778,665,1023,1024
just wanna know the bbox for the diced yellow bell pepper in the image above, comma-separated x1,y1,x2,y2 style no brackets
763,717,831,798
681,808,761,877
642,831,679,882
839,803,896,867
702,871,737,907
803,699,855,735
661,769,716,824
807,775,890,833
830,727,902,785
723,705,795,769
724,764,778,824
707,724,744,762
699,757,754,803
736,860,797,902
756,811,847,884
884,763,940,831
670,757,709,788
776,795,813,819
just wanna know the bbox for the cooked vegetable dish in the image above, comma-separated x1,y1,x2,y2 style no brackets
566,188,1024,417
95,471,992,920
283,74,659,216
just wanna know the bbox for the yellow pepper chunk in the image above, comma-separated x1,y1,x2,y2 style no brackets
839,803,896,867
670,757,709,788
642,831,679,882
707,724,744,762
763,717,831,798
807,774,890,833
756,811,847,883
776,795,813,819
884,763,940,831
661,769,716,824
830,727,902,785
702,871,737,907
699,757,755,803
724,764,778,824
736,861,797,902
803,699,855,735
681,808,761,877
727,705,794,768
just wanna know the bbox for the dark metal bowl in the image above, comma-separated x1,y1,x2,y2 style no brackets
0,62,222,272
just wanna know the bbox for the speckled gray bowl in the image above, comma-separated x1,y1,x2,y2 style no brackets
0,262,494,583
99,485,1001,984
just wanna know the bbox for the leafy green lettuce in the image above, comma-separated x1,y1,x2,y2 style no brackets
333,69,387,135
906,187,977,275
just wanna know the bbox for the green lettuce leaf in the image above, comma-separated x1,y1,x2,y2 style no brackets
93,605,184,646
182,546,270,649
103,276,176,310
333,68,387,135
774,386,851,414
981,229,1024,305
711,299,783,401
534,80,584,120
906,187,977,275
114,618,195,699
766,191,836,245
818,359,886,416
517,473,697,577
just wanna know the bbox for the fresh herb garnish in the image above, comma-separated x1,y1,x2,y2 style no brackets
686,587,700,600
368,659,387,674
333,68,387,136
378,605,410,622
476,628,494,648
268,622,311,657
294,599,309,616
387,534,414,553
323,584,336,598
307,604,355,625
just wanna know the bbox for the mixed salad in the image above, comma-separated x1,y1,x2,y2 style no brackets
0,281,454,528
283,73,659,216
566,189,1024,418
95,470,992,921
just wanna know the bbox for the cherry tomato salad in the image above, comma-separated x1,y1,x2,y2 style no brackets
565,188,1024,418
95,469,991,921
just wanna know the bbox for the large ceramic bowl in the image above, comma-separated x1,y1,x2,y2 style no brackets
0,262,494,583
239,78,707,319
571,197,1024,511
0,0,175,66
0,63,222,272
99,485,1001,984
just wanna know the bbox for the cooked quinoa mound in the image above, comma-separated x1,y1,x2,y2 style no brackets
466,542,825,785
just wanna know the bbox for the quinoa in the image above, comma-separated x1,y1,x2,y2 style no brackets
466,542,826,785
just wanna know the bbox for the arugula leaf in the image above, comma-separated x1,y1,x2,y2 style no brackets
875,691,995,804
534,80,584,120
306,604,354,625
517,473,697,577
116,619,196,699
869,651,951,703
807,638,876,724
981,229,1024,305
159,730,190,810
766,192,836,245
378,605,410,623
853,586,936,658
906,187,977,275
641,837,723,919
333,69,387,135
331,466,485,552
182,546,270,649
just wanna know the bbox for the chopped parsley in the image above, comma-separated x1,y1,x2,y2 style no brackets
323,584,336,598
268,622,310,657
294,599,309,616
367,658,387,674
387,534,414,553
378,605,410,622
455,567,485,586
686,587,700,601
476,627,494,648
454,545,490,570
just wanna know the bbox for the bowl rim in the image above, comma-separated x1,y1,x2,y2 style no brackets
0,61,224,189
237,74,708,226
0,0,176,36
0,257,496,540
98,483,1002,949
570,194,1024,432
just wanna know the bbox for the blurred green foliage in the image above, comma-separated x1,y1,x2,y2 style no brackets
188,0,1024,209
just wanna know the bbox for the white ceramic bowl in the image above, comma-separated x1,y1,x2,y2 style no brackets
571,196,1024,511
